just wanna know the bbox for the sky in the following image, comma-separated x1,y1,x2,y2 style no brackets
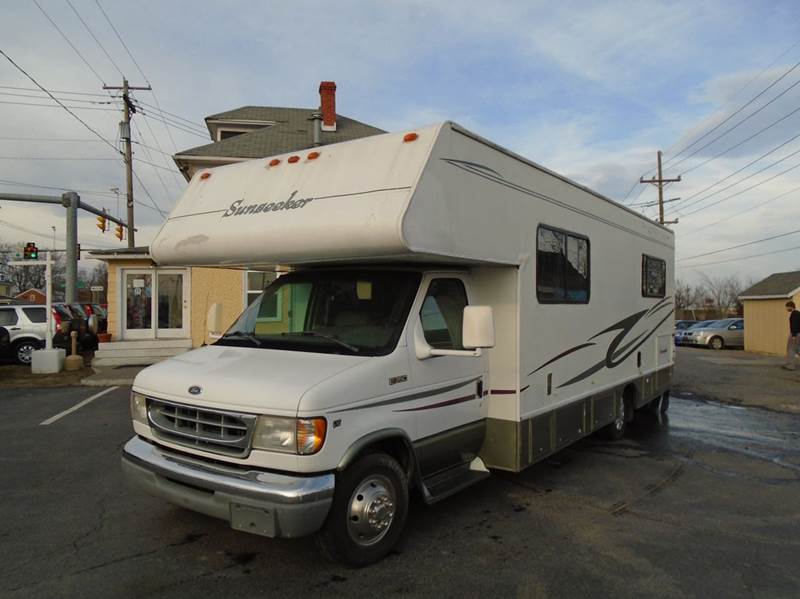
1,0,800,287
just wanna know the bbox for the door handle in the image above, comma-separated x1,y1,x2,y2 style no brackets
9,327,21,331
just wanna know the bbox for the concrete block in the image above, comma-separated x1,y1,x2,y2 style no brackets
31,348,66,374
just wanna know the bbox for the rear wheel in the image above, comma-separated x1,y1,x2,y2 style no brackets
14,339,41,365
602,395,628,440
709,336,724,350
315,452,409,567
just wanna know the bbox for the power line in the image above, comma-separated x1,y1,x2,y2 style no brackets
0,178,121,198
676,244,800,269
134,99,206,131
31,0,106,84
0,136,100,142
671,132,800,208
675,144,800,215
66,0,125,78
0,50,122,155
0,84,108,97
131,119,179,198
681,158,800,218
0,156,119,161
678,229,800,262
140,112,209,139
668,76,800,174
0,99,118,111
677,184,800,238
677,103,800,178
0,90,118,104
131,169,168,217
133,102,208,135
665,59,800,168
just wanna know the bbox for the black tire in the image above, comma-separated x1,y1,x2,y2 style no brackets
709,336,724,350
315,452,409,567
602,395,628,440
643,395,661,415
14,339,41,365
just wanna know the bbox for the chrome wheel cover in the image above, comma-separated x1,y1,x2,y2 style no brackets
17,343,35,364
614,398,626,431
346,474,396,547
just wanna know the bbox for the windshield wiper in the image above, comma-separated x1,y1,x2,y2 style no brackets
220,331,262,347
281,331,360,353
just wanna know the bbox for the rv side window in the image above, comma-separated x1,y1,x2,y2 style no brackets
536,226,590,304
641,255,666,298
420,279,468,350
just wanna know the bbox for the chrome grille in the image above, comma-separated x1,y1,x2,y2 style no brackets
147,398,256,457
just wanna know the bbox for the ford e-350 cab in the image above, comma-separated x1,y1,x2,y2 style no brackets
122,122,675,566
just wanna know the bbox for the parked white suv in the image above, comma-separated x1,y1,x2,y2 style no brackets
0,305,51,364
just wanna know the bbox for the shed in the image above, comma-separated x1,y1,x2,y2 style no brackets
739,271,800,356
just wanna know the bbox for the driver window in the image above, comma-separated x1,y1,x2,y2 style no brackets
420,279,468,350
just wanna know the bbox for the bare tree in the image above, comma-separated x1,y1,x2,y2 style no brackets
0,242,66,299
698,272,744,317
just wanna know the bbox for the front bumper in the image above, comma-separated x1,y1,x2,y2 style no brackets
121,436,335,538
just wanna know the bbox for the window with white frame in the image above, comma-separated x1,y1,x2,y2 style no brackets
246,271,281,321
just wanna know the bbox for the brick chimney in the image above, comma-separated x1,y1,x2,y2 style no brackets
319,81,337,132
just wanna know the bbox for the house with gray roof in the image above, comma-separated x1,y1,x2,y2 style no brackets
739,270,800,356
173,81,384,180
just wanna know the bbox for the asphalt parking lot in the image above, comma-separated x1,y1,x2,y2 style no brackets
1,385,799,599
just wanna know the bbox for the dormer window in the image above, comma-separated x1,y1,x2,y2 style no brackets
219,129,245,141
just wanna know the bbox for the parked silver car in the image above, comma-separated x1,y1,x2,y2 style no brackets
683,318,744,350
675,320,716,346
0,304,52,364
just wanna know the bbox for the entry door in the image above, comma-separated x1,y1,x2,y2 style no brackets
122,270,189,340
155,271,189,338
123,271,154,339
407,276,489,476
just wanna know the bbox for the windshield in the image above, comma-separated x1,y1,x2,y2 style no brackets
216,270,422,356
690,321,716,329
708,319,736,329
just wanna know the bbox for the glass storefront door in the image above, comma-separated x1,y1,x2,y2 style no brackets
122,269,188,339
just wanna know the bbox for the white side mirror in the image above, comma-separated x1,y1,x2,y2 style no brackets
463,306,495,349
207,302,223,339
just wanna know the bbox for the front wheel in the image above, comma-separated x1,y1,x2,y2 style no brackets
14,339,41,365
709,336,724,350
315,452,409,567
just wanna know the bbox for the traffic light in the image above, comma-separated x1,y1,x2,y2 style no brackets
115,224,125,241
23,242,38,260
96,215,107,232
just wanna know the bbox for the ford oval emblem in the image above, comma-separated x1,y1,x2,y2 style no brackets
188,385,202,395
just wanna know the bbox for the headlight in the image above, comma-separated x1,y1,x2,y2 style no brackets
252,416,327,455
130,391,148,424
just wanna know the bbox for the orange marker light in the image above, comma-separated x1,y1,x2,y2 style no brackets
200,172,211,180
307,151,320,160
288,155,300,163
403,132,418,143
268,158,281,167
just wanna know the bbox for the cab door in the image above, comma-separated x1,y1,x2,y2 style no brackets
407,275,488,476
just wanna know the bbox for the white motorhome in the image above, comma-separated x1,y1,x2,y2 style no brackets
122,122,674,566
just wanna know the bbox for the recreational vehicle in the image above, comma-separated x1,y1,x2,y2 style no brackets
122,122,674,566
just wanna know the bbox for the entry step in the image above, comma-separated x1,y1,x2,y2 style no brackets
422,463,490,504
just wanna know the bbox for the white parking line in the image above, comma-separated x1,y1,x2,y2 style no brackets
39,386,120,426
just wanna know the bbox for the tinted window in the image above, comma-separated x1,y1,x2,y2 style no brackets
642,255,666,298
22,307,47,323
0,309,18,326
537,225,589,303
420,279,469,350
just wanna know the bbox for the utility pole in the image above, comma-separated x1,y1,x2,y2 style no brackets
640,151,681,225
103,78,151,248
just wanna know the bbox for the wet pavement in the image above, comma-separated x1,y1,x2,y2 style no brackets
1,386,799,598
